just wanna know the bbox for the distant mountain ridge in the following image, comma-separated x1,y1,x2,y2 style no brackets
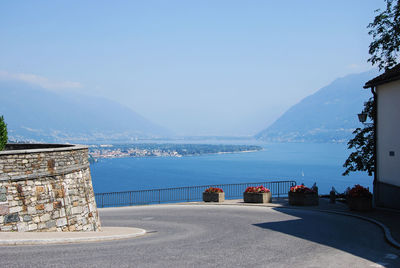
0,79,171,143
256,70,378,143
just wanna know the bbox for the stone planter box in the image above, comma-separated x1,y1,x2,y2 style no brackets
243,192,271,203
203,192,225,202
347,196,372,211
289,191,319,206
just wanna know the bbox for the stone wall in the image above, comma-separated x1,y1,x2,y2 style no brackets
0,144,101,232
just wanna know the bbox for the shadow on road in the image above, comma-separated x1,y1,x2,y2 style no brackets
253,207,399,265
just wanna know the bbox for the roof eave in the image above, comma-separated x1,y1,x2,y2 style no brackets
364,74,400,89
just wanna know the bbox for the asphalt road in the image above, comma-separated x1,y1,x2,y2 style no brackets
0,204,399,268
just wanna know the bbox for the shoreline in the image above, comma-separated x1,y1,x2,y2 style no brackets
91,148,262,160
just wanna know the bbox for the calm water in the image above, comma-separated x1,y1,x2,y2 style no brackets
90,142,373,195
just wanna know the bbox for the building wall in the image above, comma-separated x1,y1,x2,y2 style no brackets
377,80,400,188
0,145,101,232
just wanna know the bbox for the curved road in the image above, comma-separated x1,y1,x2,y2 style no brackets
0,204,399,267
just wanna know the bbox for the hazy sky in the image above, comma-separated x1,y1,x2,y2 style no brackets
0,1,384,136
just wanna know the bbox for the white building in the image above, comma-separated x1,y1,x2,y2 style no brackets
364,64,400,209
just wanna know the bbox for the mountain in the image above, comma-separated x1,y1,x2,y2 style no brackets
255,70,378,143
0,80,171,143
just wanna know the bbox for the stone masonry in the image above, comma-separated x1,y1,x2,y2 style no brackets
0,144,101,232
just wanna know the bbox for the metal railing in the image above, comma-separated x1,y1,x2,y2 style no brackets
95,180,296,208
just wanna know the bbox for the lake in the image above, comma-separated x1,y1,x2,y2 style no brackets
90,142,373,195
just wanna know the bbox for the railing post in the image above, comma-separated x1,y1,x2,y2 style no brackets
159,189,161,204
278,183,280,198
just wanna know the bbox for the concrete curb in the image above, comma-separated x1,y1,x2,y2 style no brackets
0,227,146,246
191,202,400,249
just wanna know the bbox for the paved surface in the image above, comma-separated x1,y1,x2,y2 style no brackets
292,198,400,247
195,197,400,248
0,227,146,245
0,204,399,267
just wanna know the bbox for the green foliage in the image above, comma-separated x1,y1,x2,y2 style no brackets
343,98,375,176
343,0,400,176
368,0,400,71
0,115,8,151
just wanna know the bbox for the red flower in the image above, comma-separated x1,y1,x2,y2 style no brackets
245,185,270,193
204,187,224,193
290,185,315,193
347,184,372,198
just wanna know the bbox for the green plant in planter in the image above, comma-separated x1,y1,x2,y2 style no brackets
346,184,373,211
289,184,319,206
0,115,7,151
203,187,225,202
243,186,271,203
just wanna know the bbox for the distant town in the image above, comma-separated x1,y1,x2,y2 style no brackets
88,143,262,160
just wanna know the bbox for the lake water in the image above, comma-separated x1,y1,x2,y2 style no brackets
90,142,373,195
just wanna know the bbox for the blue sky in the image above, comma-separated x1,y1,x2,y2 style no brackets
0,0,384,136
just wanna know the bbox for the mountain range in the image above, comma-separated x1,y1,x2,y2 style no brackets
0,80,170,143
1,70,380,144
255,70,378,143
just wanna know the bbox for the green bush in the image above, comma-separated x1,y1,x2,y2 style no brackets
0,115,7,151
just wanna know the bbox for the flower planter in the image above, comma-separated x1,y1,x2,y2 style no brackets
243,192,271,203
347,196,372,211
203,192,225,202
289,191,319,206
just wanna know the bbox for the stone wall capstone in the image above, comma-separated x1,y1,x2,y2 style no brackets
0,144,101,232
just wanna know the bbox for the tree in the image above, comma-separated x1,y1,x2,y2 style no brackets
343,98,375,176
368,0,400,71
0,115,7,151
343,0,400,176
